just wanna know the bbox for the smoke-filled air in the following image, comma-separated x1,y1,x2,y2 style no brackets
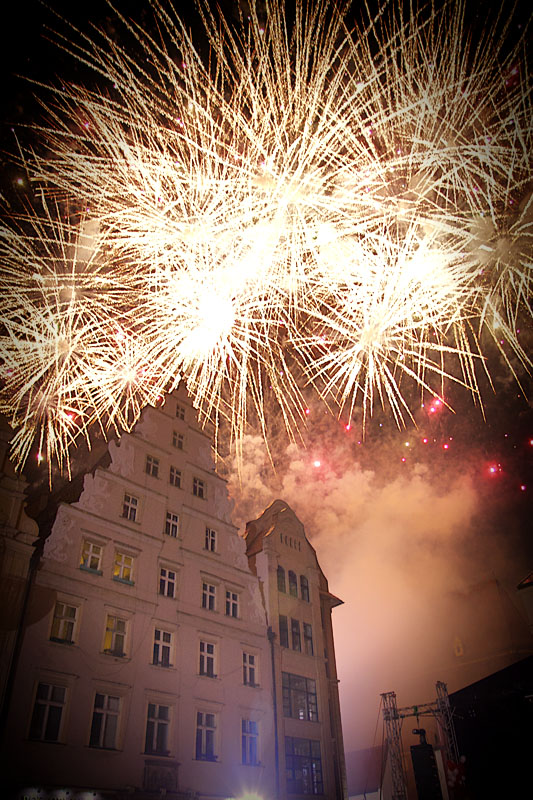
0,0,532,476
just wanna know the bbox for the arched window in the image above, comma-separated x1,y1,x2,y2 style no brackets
300,575,310,602
277,566,286,593
288,570,298,597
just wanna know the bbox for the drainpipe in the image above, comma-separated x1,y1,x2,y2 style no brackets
267,626,280,799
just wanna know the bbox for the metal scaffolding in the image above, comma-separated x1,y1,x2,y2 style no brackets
381,682,459,800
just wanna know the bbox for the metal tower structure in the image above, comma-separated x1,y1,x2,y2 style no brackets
381,691,408,800
381,682,459,800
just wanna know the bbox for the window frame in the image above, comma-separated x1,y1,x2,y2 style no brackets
175,403,185,420
199,640,217,678
288,570,298,597
277,565,286,593
303,622,314,656
195,710,217,761
159,566,176,598
89,692,120,749
113,551,134,584
50,600,78,644
242,718,259,765
285,737,323,795
205,526,217,552
169,465,181,488
192,476,206,499
165,511,179,538
202,582,216,611
152,628,173,668
300,575,310,602
122,493,138,522
243,651,258,687
103,613,128,657
145,455,160,478
279,615,289,648
172,430,184,450
225,589,239,618
80,539,103,574
28,682,67,742
291,618,301,651
282,672,319,722
144,702,171,755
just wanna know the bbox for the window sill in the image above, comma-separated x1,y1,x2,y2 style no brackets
103,650,128,659
195,755,218,762
113,576,135,586
145,750,171,758
198,673,218,680
49,637,75,645
244,682,260,689
80,565,103,576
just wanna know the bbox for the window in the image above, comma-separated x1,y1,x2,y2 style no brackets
300,575,310,602
291,619,301,652
243,652,257,686
202,582,216,611
303,623,314,656
176,403,185,420
279,615,289,648
50,601,77,643
153,629,173,667
277,565,286,593
145,455,159,477
29,683,66,741
165,511,179,538
145,703,170,755
113,552,134,584
289,570,298,597
205,527,217,552
169,466,181,488
199,640,216,677
122,493,138,522
282,673,318,722
104,614,127,657
196,711,216,761
80,540,102,573
89,693,120,749
242,719,259,765
193,477,206,498
285,737,323,795
159,567,176,598
172,431,183,449
225,590,239,618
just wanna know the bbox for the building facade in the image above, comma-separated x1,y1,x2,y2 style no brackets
2,393,346,800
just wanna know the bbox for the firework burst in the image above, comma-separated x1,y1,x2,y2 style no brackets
0,0,531,475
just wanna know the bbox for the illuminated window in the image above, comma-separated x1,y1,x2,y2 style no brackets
193,477,206,498
196,711,216,761
165,511,179,537
113,552,134,584
153,628,173,667
175,403,185,420
285,737,323,795
145,455,159,477
104,614,127,657
172,431,184,449
279,615,289,648
202,582,216,611
80,540,103,573
243,652,257,686
159,567,176,598
300,575,310,602
122,493,138,522
29,683,66,742
291,618,301,651
277,565,286,592
282,673,318,721
205,527,217,552
288,570,298,597
199,640,216,677
50,602,77,644
242,719,259,765
89,693,120,749
303,623,314,656
225,590,239,618
145,703,170,755
169,466,181,487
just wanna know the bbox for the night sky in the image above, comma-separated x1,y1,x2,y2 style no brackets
1,0,532,758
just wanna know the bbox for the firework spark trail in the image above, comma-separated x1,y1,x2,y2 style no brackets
0,0,531,475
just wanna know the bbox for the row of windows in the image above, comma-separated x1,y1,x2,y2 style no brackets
277,567,310,602
279,616,314,655
145,455,206,497
81,529,217,587
122,495,208,533
30,683,322,793
50,603,256,680
30,684,259,765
